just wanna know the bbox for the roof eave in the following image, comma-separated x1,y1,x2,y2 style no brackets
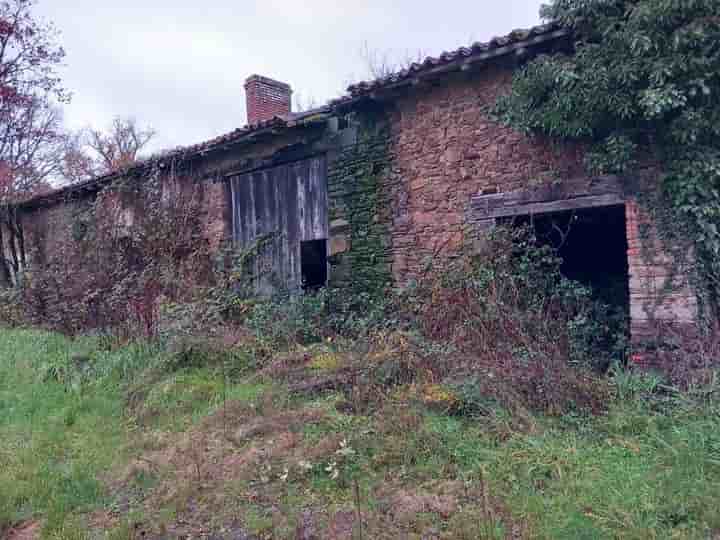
20,112,333,210
349,28,570,98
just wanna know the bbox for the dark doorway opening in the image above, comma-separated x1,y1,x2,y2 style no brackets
513,205,629,311
301,239,328,290
510,204,631,368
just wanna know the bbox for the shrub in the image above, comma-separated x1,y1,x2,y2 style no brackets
396,226,618,415
244,289,328,348
0,286,24,327
14,175,214,336
645,324,720,403
241,285,393,352
407,226,627,370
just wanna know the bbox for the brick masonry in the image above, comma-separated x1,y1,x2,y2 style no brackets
244,75,292,126
625,198,698,350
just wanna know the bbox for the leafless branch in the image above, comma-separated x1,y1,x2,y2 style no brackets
359,41,427,80
85,117,156,173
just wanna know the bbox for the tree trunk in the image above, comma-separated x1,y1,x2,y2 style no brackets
0,223,12,287
0,206,26,287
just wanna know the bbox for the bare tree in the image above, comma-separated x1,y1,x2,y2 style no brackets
359,41,428,80
0,0,68,287
85,117,156,173
0,100,67,193
59,130,97,185
0,100,66,286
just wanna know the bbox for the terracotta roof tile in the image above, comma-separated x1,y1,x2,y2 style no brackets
22,24,568,208
346,23,565,96
21,114,330,208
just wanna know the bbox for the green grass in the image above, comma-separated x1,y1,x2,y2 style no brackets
0,328,270,537
412,406,720,539
292,399,720,538
1,328,720,539
0,329,125,535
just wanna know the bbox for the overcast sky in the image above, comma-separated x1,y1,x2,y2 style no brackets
37,1,544,153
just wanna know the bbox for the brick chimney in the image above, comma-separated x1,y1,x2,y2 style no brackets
244,75,292,125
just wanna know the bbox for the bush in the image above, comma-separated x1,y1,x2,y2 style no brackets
407,226,627,371
395,226,619,415
241,286,393,352
0,287,24,327
244,289,329,348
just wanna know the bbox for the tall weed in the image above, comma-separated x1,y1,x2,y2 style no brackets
396,227,620,415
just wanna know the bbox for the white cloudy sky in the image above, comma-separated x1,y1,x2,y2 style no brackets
37,1,544,152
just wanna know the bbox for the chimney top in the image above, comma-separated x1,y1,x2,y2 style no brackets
244,75,292,126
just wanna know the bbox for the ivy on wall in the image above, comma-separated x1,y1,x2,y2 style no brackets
494,0,720,316
17,164,213,334
327,111,392,295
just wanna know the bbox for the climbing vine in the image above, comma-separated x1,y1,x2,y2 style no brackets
16,162,214,334
494,0,720,315
327,110,393,296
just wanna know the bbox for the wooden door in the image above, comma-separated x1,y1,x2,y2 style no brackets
229,156,327,292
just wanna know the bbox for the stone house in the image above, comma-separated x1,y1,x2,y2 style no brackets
10,23,698,353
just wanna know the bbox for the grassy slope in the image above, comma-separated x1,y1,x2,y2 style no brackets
1,329,720,539
0,330,124,536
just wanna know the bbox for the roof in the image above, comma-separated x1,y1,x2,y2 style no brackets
22,23,568,209
346,22,567,97
21,106,334,209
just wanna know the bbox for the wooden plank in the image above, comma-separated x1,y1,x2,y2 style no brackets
296,161,308,242
229,156,328,293
274,164,289,287
237,174,253,247
471,176,625,219
268,165,282,288
483,193,626,219
472,176,622,207
311,156,328,240
252,170,272,294
284,162,300,290
251,171,265,236
230,177,239,243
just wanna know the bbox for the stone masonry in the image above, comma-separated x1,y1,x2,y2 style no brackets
11,27,701,353
384,67,585,283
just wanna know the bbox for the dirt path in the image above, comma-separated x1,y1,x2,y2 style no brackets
3,521,40,540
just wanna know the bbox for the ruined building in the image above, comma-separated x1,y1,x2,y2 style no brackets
8,24,698,354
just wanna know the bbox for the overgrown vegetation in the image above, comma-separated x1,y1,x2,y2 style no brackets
14,170,214,335
2,4,719,535
2,325,720,538
2,219,720,538
494,0,720,315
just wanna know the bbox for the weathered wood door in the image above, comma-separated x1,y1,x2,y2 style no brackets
229,156,328,292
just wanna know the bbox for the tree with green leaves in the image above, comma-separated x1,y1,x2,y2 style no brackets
495,0,720,314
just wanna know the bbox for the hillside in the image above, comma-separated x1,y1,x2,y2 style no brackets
2,326,720,540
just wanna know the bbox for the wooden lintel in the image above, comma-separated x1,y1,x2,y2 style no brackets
477,193,626,220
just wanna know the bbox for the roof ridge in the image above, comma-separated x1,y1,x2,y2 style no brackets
22,22,567,209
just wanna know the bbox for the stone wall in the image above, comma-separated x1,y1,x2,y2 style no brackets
326,113,393,292
22,197,87,271
625,197,699,353
21,176,226,268
381,66,699,348
384,67,585,283
197,180,231,252
16,126,333,276
10,65,701,343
